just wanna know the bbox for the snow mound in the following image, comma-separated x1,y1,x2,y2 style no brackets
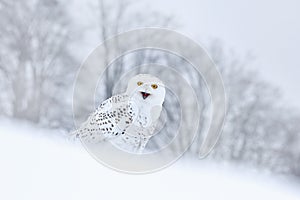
0,119,299,200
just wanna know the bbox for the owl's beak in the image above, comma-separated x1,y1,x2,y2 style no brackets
140,92,150,99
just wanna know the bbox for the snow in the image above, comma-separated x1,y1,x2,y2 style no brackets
0,119,299,200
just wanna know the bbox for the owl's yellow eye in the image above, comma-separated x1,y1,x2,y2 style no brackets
137,81,143,86
151,84,158,89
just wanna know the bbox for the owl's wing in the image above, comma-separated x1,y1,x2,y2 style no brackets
71,94,130,143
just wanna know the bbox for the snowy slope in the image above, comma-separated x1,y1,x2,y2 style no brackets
0,119,299,200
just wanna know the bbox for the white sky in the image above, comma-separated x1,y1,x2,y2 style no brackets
142,0,300,107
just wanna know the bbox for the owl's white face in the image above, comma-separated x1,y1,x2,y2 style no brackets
126,74,165,106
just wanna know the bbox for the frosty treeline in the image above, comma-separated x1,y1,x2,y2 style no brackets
0,0,299,177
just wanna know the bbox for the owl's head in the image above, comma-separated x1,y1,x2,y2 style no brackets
126,74,165,105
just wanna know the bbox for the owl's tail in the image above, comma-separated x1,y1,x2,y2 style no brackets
68,128,90,143
68,129,81,141
68,127,106,144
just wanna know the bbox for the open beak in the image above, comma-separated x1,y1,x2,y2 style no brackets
140,92,151,99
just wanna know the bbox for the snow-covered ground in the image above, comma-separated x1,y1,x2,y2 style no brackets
0,119,299,200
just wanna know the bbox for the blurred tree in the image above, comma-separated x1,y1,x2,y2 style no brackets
206,40,300,177
96,0,176,99
0,0,76,128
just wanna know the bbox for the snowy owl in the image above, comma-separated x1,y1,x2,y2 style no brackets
72,74,165,153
